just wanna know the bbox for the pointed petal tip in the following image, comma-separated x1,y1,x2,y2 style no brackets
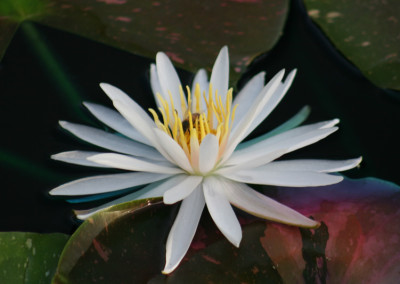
99,82,110,89
232,238,241,248
51,153,63,160
161,266,175,275
352,156,363,168
273,69,286,82
156,51,169,64
82,101,91,108
99,83,116,98
287,68,297,80
58,120,68,127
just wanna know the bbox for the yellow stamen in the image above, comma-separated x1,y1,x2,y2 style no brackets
186,86,192,110
179,85,187,115
150,83,238,165
188,111,194,131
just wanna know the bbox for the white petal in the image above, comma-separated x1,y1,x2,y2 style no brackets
150,63,163,108
224,169,343,187
222,70,285,162
191,69,208,92
217,148,287,174
51,151,109,168
83,102,151,145
232,71,265,128
198,134,219,174
59,121,165,161
209,46,229,102
191,69,209,113
50,172,170,196
259,157,362,173
87,153,183,174
100,83,154,125
163,187,204,274
110,97,176,164
75,175,187,219
156,52,186,118
222,179,319,228
153,129,193,173
203,177,242,247
99,83,167,154
244,69,297,137
228,120,339,167
163,175,203,204
236,105,311,151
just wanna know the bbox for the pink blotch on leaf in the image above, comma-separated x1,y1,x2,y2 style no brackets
152,2,161,6
234,67,241,73
156,27,167,31
92,239,110,262
115,16,131,22
201,254,221,265
165,52,185,64
132,8,141,12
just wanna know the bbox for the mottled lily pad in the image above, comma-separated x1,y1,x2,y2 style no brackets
303,0,400,90
53,177,400,283
0,232,69,284
0,0,289,82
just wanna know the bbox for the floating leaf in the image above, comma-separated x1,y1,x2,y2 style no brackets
0,232,69,284
53,177,400,283
266,177,400,283
0,0,289,82
303,0,400,90
52,198,171,284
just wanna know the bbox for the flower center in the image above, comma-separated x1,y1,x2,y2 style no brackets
149,84,238,161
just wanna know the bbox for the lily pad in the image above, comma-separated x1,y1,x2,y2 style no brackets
303,0,400,90
53,177,400,283
0,0,289,82
0,232,69,284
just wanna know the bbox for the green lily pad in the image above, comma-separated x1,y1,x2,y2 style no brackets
0,232,69,284
0,0,289,82
303,0,400,90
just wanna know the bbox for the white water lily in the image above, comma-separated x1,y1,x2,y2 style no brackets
50,46,361,274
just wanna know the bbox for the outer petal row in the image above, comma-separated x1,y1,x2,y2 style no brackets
222,178,319,228
50,172,170,196
59,121,165,161
83,102,151,145
76,175,187,219
163,187,205,274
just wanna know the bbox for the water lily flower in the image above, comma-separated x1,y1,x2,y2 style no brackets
50,46,361,274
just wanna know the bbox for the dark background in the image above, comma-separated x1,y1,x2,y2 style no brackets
0,0,399,234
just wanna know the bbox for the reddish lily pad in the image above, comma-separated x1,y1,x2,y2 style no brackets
0,0,289,82
303,0,400,90
53,177,400,283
